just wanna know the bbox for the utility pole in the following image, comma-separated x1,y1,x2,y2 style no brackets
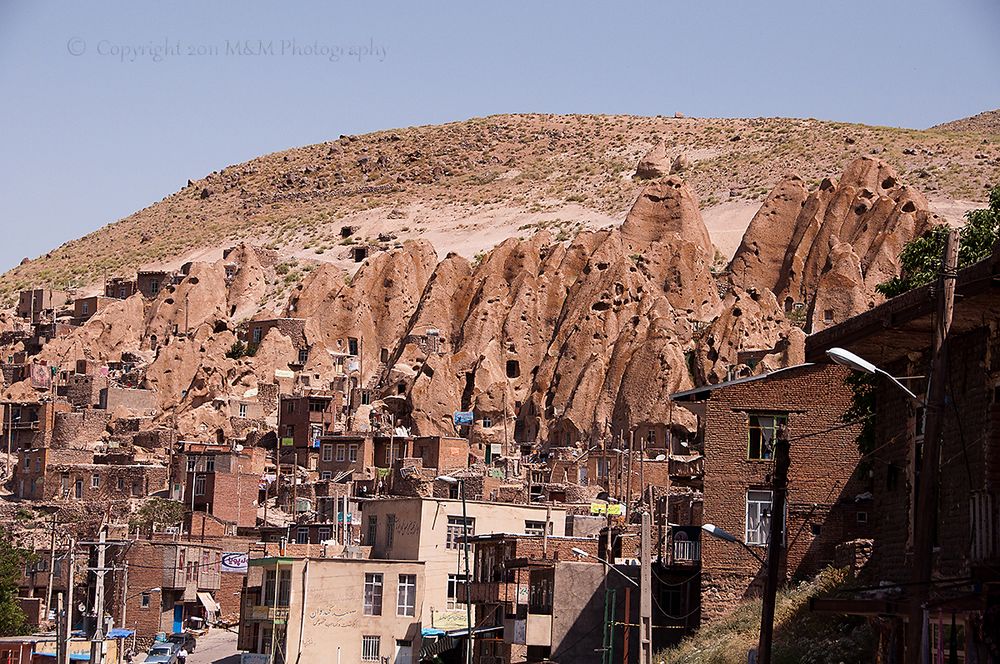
638,511,653,664
119,563,128,628
84,528,127,664
757,423,790,664
906,229,959,663
45,512,58,618
62,541,75,664
56,592,66,664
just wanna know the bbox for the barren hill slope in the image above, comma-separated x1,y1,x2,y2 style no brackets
931,109,1000,134
2,113,998,305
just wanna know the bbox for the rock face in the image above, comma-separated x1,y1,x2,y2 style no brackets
1,157,939,449
635,142,671,179
729,157,940,330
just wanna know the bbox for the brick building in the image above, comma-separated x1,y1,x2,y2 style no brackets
16,289,69,322
1,400,72,451
104,277,138,299
117,540,222,645
135,270,173,298
15,447,168,501
673,363,871,621
277,393,343,452
805,245,1000,661
170,443,265,530
72,295,114,324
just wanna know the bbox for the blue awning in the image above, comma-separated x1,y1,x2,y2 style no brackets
35,653,90,661
421,628,446,637
108,629,135,639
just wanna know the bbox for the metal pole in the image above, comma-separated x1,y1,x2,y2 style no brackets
639,511,653,664
64,541,75,664
56,592,66,664
120,563,128,628
906,229,959,663
757,424,790,664
91,528,108,664
461,480,473,664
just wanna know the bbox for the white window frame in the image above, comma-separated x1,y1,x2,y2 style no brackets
363,573,383,616
322,444,334,463
348,444,359,462
397,574,416,617
446,516,475,549
91,474,100,489
447,573,467,610
361,635,380,662
746,489,779,546
238,403,248,419
336,444,346,462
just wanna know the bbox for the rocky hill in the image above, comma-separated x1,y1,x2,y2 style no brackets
2,113,998,307
1,149,953,445
931,109,1000,134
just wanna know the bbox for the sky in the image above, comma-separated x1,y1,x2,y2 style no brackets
0,1,998,272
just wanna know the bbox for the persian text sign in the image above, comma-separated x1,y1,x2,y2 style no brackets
221,552,249,573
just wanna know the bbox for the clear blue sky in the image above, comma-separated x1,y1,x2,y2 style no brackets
0,0,997,272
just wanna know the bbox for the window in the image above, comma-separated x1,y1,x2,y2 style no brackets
318,527,331,542
308,399,326,412
194,476,206,496
81,302,89,315
322,444,334,463
363,573,383,615
578,465,589,484
336,444,346,462
187,458,196,472
524,520,549,536
283,425,294,438
857,511,869,524
447,574,468,609
140,592,151,609
285,400,295,414
74,479,83,499
348,444,359,462
348,338,359,356
446,516,475,549
264,569,291,606
397,574,416,617
251,327,262,343
205,456,215,472
361,635,380,661
117,477,125,492
367,516,378,546
150,279,160,295
823,309,834,323
481,416,493,428
298,348,309,365
449,483,460,500
748,414,785,460
746,490,773,546
238,403,248,419
596,457,609,479
386,514,396,549
320,471,332,480
296,529,309,544
91,474,100,488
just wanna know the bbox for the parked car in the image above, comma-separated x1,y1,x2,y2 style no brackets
167,633,197,653
145,644,178,664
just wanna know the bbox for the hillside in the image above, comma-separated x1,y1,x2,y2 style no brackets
2,113,998,305
931,108,1000,134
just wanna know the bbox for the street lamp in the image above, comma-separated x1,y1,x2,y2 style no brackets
826,347,921,401
700,523,766,565
437,475,473,664
570,548,638,587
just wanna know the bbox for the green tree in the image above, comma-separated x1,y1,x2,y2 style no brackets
0,528,30,636
877,185,1000,297
129,498,186,535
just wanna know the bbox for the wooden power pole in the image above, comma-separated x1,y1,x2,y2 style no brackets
906,229,959,662
758,423,790,664
639,511,653,664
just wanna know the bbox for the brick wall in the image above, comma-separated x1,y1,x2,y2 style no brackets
50,410,109,447
699,364,869,621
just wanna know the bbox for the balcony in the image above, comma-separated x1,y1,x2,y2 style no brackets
246,606,290,622
460,581,522,605
669,454,703,479
971,492,998,568
672,539,701,564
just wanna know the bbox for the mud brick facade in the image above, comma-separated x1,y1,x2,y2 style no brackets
278,394,342,450
117,540,222,646
804,250,1000,660
15,448,168,501
242,318,307,352
135,270,172,298
49,410,110,446
676,363,870,622
2,400,73,450
171,444,265,529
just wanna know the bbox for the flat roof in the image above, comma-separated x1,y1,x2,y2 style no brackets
250,556,424,566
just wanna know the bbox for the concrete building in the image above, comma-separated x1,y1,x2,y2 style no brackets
673,363,871,621
360,497,568,632
239,556,425,664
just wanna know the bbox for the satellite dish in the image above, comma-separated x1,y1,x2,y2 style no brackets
234,444,244,453
654,454,666,461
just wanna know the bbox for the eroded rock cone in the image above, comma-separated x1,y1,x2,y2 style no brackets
729,156,940,329
635,142,671,179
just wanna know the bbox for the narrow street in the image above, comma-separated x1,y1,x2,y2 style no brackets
188,629,240,664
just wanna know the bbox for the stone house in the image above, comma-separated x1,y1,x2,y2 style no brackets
169,442,265,530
